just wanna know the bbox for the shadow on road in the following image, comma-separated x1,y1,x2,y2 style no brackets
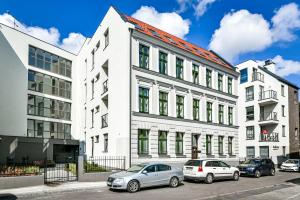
110,183,185,193
286,177,300,185
0,194,17,200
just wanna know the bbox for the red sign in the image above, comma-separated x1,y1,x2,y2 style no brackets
261,129,269,134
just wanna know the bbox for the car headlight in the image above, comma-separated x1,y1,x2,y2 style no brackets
247,167,255,171
113,178,124,184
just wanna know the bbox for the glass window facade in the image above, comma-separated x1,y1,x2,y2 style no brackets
246,146,255,158
139,44,149,69
192,64,199,84
176,57,184,79
104,134,108,152
139,87,149,113
218,104,224,124
246,126,255,140
228,137,233,155
138,129,149,155
246,106,254,121
159,91,168,116
207,102,212,122
218,136,224,155
29,46,71,78
206,135,212,155
228,106,233,125
193,99,199,120
176,95,184,118
159,51,168,75
246,86,254,101
240,68,248,83
158,131,168,155
218,74,223,91
175,132,184,155
228,77,233,94
206,69,212,88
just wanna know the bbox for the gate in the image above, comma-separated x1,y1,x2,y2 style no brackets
44,158,78,184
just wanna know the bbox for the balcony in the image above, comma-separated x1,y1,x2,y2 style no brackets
101,113,108,128
259,112,279,125
258,90,278,105
260,132,279,142
102,79,108,95
252,72,264,82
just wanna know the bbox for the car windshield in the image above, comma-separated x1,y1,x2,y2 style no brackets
243,159,260,165
126,164,146,172
285,160,299,164
185,160,202,166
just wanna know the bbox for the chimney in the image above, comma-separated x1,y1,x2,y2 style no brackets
264,60,276,73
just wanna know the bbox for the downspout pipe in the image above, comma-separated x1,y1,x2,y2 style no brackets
129,28,133,167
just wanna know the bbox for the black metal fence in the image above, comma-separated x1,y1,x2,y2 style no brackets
0,163,41,177
44,161,78,184
85,156,125,173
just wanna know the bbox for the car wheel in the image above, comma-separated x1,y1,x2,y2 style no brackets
254,170,261,178
205,173,213,184
270,168,275,176
169,176,179,188
127,180,140,193
233,171,239,181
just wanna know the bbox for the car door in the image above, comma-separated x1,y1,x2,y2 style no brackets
210,161,222,179
139,165,158,187
260,159,268,175
218,161,233,179
156,164,172,185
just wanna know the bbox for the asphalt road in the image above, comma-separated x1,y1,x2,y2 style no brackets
6,171,300,200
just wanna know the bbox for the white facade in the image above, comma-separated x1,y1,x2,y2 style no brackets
236,60,291,165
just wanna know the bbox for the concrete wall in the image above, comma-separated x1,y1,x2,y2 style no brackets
0,175,44,189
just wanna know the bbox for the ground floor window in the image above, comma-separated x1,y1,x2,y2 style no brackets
138,129,149,155
206,135,212,155
158,131,168,155
103,134,108,152
218,136,224,155
259,146,269,158
175,132,184,155
246,146,255,158
228,137,233,155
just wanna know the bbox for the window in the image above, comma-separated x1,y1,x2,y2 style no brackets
91,50,95,69
294,91,298,103
218,74,223,91
175,132,184,155
91,137,94,157
240,68,248,83
228,106,233,125
218,136,224,155
176,95,184,118
192,64,199,84
246,106,254,121
95,73,100,81
228,77,233,94
96,41,100,50
95,105,100,113
176,57,184,79
138,129,149,155
158,131,167,155
283,146,286,157
282,105,285,117
159,91,168,116
95,135,99,143
157,164,171,171
159,51,167,75
104,134,108,152
206,102,212,122
145,165,156,173
193,99,200,120
139,87,149,113
104,28,109,47
259,146,269,158
206,69,212,88
91,79,94,99
91,109,94,128
246,147,255,158
246,86,254,101
139,44,149,69
218,105,224,124
246,126,255,140
228,137,233,155
28,46,72,78
282,125,286,137
281,85,285,96
206,135,212,155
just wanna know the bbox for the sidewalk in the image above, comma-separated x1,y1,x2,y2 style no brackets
0,181,107,197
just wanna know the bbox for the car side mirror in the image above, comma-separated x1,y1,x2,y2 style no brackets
142,170,147,174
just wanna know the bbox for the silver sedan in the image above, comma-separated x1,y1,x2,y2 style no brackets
107,163,184,193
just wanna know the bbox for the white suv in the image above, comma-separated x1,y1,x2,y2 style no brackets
183,159,239,184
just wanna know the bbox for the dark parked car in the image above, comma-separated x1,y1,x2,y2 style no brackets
238,158,275,178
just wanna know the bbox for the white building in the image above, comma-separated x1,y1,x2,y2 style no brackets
236,60,299,165
0,6,240,167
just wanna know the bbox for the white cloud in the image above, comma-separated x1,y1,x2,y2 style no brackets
0,13,85,54
271,3,300,42
209,10,272,62
132,6,190,38
194,0,216,18
209,3,300,62
269,55,300,77
176,0,192,13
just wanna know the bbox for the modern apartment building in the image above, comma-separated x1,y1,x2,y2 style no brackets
0,23,81,163
236,60,300,165
0,6,240,167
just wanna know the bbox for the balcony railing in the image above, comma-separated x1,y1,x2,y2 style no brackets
259,90,278,101
252,72,264,82
259,112,278,122
102,79,108,95
260,132,279,142
101,113,108,128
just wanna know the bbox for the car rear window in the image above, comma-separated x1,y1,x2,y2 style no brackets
185,160,202,166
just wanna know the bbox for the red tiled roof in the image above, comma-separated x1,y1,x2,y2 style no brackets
125,15,233,70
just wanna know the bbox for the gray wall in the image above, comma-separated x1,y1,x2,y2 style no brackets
0,175,44,189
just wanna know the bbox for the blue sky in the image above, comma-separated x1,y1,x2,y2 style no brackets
0,0,300,89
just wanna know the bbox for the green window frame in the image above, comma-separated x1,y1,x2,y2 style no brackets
218,104,224,124
159,51,168,74
139,44,149,69
176,57,184,80
206,135,212,155
206,69,212,88
193,99,200,120
159,91,168,116
138,129,149,155
218,136,224,155
207,102,212,122
192,64,199,84
228,137,233,155
175,132,184,155
228,106,233,125
139,87,149,113
158,131,168,155
218,73,223,91
176,95,184,118
228,77,233,94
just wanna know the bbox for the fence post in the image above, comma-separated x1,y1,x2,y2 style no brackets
44,159,47,184
104,156,107,171
123,156,126,170
77,156,84,181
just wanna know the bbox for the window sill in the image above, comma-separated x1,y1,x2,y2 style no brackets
138,154,152,158
229,155,236,158
175,154,186,158
206,155,215,158
158,154,170,158
218,154,226,158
